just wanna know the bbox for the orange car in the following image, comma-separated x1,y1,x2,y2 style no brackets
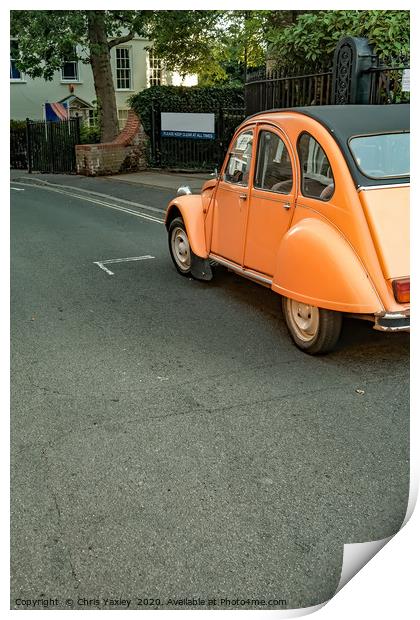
165,105,410,354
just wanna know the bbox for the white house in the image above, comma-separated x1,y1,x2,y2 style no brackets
10,36,197,127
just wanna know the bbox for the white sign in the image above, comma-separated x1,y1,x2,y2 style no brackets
161,112,215,139
402,69,410,92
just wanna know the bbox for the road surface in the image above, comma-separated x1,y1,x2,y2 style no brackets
10,179,409,610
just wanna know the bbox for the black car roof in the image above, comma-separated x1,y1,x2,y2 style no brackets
248,104,410,187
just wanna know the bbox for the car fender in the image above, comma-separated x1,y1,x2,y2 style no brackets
271,218,383,313
165,195,208,258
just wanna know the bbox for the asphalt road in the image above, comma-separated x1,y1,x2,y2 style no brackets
10,180,409,611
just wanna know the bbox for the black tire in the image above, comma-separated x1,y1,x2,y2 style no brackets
282,296,342,354
168,217,192,277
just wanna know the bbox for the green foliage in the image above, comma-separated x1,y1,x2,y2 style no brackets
11,11,88,79
196,10,272,85
267,10,410,72
11,120,27,130
10,10,149,80
143,11,222,79
11,9,410,91
129,85,244,134
142,10,284,86
79,124,101,144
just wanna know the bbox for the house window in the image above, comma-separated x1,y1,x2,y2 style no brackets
10,40,22,80
116,47,132,90
88,109,98,127
118,109,129,130
61,48,79,81
148,49,162,86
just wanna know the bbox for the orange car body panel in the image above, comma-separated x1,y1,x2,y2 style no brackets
166,109,409,317
271,216,382,313
165,196,207,258
211,179,250,264
359,186,409,280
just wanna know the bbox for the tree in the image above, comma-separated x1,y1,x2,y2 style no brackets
10,10,147,141
266,10,410,73
142,11,224,81
144,10,272,86
204,11,271,85
143,10,310,85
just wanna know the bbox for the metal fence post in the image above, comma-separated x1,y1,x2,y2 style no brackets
156,103,161,167
150,103,156,165
25,118,32,174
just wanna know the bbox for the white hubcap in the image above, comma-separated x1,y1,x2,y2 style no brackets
287,299,320,342
171,227,191,271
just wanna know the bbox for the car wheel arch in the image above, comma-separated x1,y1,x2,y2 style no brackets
165,204,182,229
165,197,208,259
272,217,383,314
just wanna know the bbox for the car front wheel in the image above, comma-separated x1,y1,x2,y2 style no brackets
282,297,342,354
168,217,192,276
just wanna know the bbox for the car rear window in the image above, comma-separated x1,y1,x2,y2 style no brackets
298,132,335,201
349,132,410,179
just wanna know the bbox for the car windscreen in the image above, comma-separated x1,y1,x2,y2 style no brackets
348,132,410,180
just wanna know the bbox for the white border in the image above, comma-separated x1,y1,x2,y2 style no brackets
4,2,417,619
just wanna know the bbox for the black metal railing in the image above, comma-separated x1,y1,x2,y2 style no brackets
245,68,333,116
368,64,410,104
27,117,81,173
10,127,27,169
10,117,81,173
245,39,409,114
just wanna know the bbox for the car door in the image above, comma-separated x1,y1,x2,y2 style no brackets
243,125,297,277
210,127,255,265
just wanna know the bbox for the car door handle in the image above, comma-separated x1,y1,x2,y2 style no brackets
239,193,247,200
283,202,291,210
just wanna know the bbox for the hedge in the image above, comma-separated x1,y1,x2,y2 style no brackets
11,120,27,130
129,85,244,135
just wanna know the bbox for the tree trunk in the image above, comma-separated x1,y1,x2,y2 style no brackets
87,11,119,142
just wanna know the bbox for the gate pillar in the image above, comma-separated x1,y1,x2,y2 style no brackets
332,37,375,104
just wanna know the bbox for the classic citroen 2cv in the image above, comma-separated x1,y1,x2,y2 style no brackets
165,105,410,354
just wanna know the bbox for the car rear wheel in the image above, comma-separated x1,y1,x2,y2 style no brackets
168,217,192,276
282,297,342,354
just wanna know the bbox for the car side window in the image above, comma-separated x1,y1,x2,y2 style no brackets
298,133,335,201
224,130,253,186
254,130,293,194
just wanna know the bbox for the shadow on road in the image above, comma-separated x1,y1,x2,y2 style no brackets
207,265,409,362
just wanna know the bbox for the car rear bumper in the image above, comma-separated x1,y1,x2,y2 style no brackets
373,312,410,332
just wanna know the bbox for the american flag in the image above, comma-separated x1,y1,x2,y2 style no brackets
45,102,69,121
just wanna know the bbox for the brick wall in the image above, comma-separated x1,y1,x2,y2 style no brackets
76,111,149,176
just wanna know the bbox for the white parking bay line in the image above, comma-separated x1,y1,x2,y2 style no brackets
93,255,155,276
100,255,155,265
94,262,115,276
11,187,25,191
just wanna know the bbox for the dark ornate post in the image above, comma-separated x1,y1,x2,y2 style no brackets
332,37,375,104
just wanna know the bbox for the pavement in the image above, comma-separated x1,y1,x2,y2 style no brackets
10,175,410,611
111,170,213,192
10,168,214,196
